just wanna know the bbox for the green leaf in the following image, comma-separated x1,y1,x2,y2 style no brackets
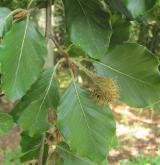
2,147,21,165
11,68,59,136
57,82,116,164
67,44,86,57
0,19,47,101
0,112,14,137
55,143,97,165
20,133,41,161
18,100,50,137
95,43,160,108
63,0,112,59
20,133,48,163
122,0,157,17
0,7,12,37
107,0,132,19
109,15,130,49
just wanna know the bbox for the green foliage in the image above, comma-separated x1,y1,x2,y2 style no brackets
0,7,12,37
0,0,28,9
0,0,51,9
120,155,160,165
63,0,112,59
0,147,21,165
122,0,158,17
109,15,130,49
106,0,132,19
95,43,160,108
0,0,160,164
0,19,47,100
20,133,48,163
11,68,59,136
55,142,98,165
0,112,14,136
57,82,115,164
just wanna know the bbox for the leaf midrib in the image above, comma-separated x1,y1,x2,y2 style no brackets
94,59,160,107
13,17,30,88
33,69,56,130
72,81,91,130
95,60,154,87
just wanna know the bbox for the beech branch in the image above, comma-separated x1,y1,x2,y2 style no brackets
45,0,52,40
38,1,53,165
49,34,76,70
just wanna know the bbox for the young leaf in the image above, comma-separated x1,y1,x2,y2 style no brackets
57,83,116,164
0,112,14,137
0,7,12,37
63,0,112,59
11,68,59,136
0,19,47,101
95,43,160,108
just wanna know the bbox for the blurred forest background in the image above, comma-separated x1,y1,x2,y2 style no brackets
0,0,160,164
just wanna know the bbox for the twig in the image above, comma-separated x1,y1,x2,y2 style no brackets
37,1,53,165
71,59,96,79
49,34,76,70
45,0,52,40
50,35,69,61
38,133,46,165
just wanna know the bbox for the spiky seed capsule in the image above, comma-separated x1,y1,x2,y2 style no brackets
90,76,119,105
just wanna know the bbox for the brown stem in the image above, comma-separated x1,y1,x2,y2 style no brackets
37,1,53,165
45,0,52,40
38,133,46,165
49,35,76,70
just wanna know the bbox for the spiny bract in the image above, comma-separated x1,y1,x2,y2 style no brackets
90,76,119,105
